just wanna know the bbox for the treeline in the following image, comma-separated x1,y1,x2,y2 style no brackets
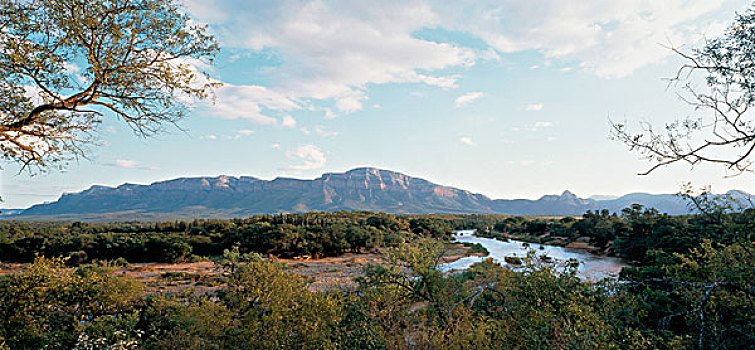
4,207,755,267
0,212,457,263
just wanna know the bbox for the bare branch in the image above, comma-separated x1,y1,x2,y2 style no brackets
612,8,755,175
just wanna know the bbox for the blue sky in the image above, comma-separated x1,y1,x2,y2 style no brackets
3,0,754,208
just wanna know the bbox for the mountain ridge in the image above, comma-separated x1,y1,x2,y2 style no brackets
9,167,749,221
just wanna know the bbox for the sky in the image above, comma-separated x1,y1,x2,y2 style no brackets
2,0,755,209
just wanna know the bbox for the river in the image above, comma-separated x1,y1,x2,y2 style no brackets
439,230,628,280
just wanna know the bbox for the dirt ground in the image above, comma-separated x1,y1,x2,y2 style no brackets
0,244,483,294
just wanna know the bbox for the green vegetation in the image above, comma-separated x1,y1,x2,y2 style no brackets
0,208,753,348
475,204,755,266
0,0,218,170
13,205,742,267
0,238,654,349
460,242,488,255
0,212,455,263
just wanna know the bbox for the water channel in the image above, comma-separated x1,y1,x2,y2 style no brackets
439,230,628,280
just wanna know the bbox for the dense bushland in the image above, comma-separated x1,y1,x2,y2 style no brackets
1,209,753,348
0,212,456,263
475,204,755,265
2,234,751,349
0,243,661,349
2,207,754,268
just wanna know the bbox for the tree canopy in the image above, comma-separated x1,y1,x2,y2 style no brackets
0,0,219,170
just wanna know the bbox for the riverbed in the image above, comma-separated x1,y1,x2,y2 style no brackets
439,230,628,280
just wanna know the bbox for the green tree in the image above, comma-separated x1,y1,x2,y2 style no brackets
0,0,219,169
0,256,143,349
222,258,343,349
141,295,238,350
468,258,661,349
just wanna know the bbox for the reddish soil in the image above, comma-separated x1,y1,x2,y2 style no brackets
0,244,480,294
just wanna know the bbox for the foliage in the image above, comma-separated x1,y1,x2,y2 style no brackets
0,212,456,263
73,329,143,350
625,241,755,349
0,256,143,349
460,242,488,255
222,258,344,349
472,203,755,267
140,295,238,349
1,209,753,348
355,238,658,349
0,0,219,169
467,259,660,349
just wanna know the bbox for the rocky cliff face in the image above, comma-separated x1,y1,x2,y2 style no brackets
21,168,496,218
16,167,732,220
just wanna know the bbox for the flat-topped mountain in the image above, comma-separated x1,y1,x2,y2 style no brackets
12,167,745,220
19,168,495,219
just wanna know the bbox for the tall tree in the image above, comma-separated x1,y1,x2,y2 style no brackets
0,0,219,170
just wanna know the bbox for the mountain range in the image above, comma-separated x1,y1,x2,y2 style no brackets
7,167,748,221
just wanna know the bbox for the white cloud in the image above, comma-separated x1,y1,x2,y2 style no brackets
440,0,728,78
107,159,160,171
459,136,476,146
300,127,311,135
523,121,555,132
182,0,733,130
113,159,138,168
225,129,255,139
200,135,218,140
234,129,255,136
315,126,339,137
205,83,297,125
335,94,365,113
455,92,484,107
272,143,281,149
477,48,501,61
281,115,297,128
283,144,327,171
524,103,544,112
186,0,476,118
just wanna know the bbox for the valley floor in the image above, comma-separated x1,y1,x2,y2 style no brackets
0,243,482,294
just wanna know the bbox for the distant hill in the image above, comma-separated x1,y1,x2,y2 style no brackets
9,167,748,221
